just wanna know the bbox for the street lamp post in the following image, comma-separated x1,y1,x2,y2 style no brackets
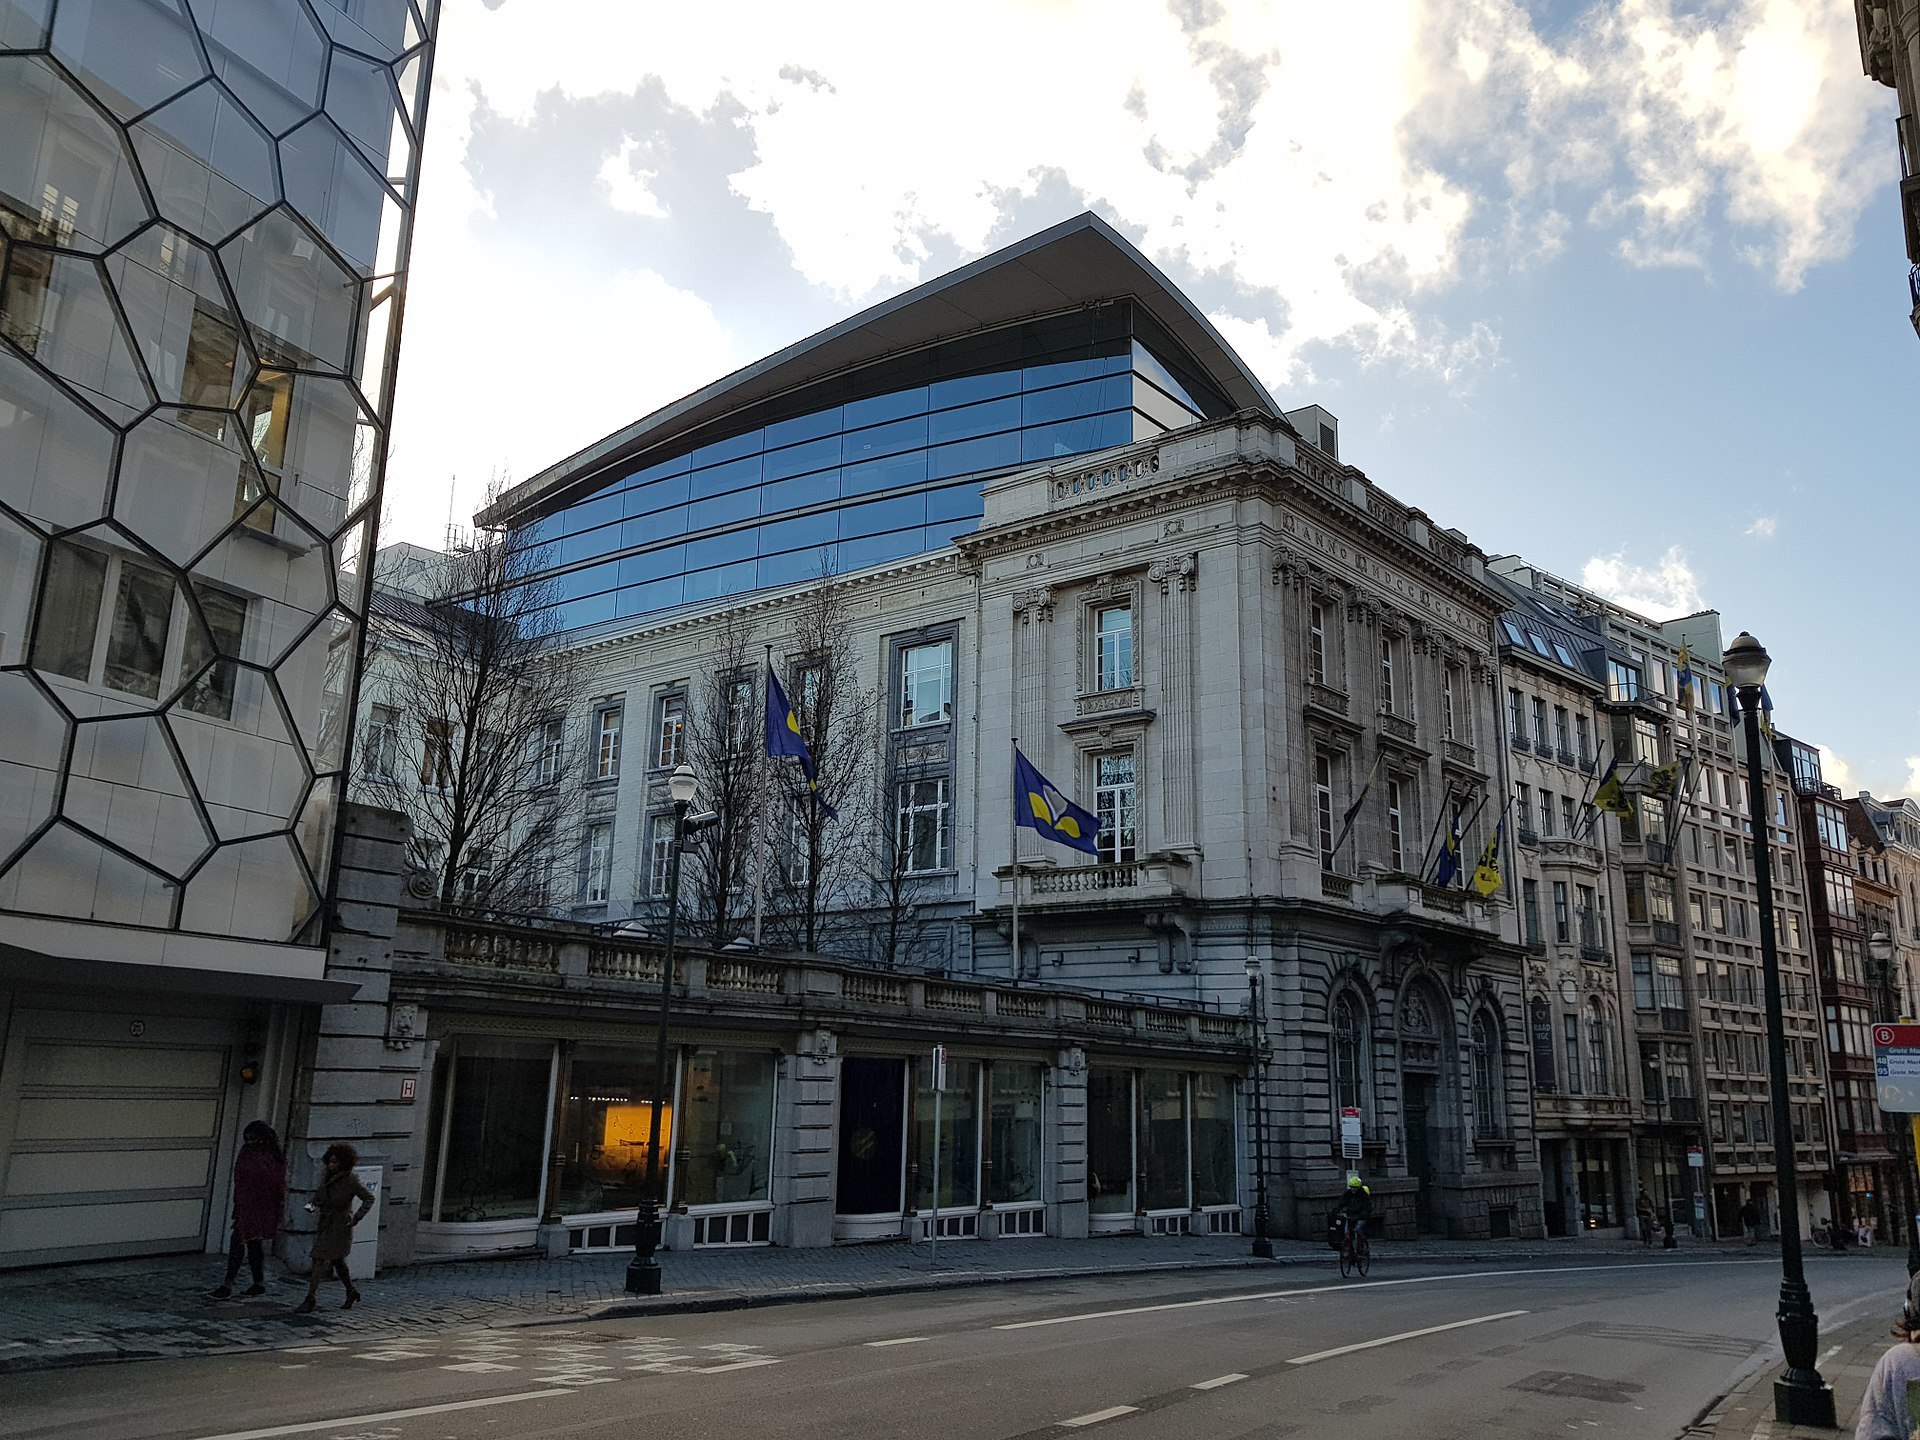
625,762,699,1296
1245,957,1274,1259
1869,930,1920,1276
1723,632,1835,1427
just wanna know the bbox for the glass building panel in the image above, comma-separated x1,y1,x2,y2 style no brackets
688,452,762,500
1131,342,1204,414
49,0,206,121
615,544,684,588
1,249,151,423
278,116,389,272
622,468,692,515
837,529,920,570
131,82,279,247
552,559,619,601
1022,374,1129,426
841,448,926,496
103,559,173,700
677,1048,776,1207
910,1056,979,1211
688,485,760,530
1023,352,1124,389
843,386,928,428
1192,1073,1236,1207
1139,1069,1188,1211
988,1063,1043,1205
0,1,51,50
929,368,1021,408
560,492,622,536
684,531,756,572
762,471,841,513
1023,412,1129,461
432,1038,551,1223
616,574,685,617
764,434,840,482
757,510,840,556
621,506,688,549
1087,1067,1134,1216
683,558,757,603
928,393,1022,445
756,548,834,589
927,482,985,525
929,431,1021,480
30,541,106,680
690,427,763,468
0,57,151,251
842,412,929,462
840,492,926,539
764,406,842,448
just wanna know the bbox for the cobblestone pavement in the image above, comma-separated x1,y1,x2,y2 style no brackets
0,1230,1795,1376
1688,1307,1899,1440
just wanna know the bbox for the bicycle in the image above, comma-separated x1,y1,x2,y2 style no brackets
1338,1217,1371,1278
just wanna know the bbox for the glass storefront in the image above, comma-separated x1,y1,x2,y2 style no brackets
552,1044,664,1217
423,1037,551,1223
1087,1068,1136,1216
910,1057,980,1210
678,1048,776,1207
989,1064,1043,1205
1192,1073,1237,1208
1140,1069,1188,1211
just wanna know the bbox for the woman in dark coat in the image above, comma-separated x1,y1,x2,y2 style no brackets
296,1142,374,1313
211,1121,287,1298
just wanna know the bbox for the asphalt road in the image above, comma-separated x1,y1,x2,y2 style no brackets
0,1255,1905,1440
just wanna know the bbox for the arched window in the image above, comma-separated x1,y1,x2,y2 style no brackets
1471,1010,1503,1138
1586,998,1612,1095
1333,990,1367,1123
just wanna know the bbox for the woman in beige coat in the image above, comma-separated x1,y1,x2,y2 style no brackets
296,1143,373,1313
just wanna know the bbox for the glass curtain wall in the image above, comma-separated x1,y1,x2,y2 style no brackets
516,310,1225,630
0,0,438,940
422,1038,551,1223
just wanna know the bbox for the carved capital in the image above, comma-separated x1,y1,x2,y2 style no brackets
1013,586,1055,624
1147,551,1198,595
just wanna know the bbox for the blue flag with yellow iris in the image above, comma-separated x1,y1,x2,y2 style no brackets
766,665,835,819
1013,747,1101,856
1432,808,1464,887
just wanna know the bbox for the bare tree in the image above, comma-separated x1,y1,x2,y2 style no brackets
352,493,587,914
870,809,940,970
762,576,879,956
681,612,761,947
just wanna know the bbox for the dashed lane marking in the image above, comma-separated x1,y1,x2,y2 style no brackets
1059,1406,1140,1427
1286,1310,1530,1366
1190,1373,1246,1390
187,1388,570,1440
866,1337,930,1347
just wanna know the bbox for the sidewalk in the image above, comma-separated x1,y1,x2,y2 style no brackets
0,1230,1792,1376
1689,1306,1900,1439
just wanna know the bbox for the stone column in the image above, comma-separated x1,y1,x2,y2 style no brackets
1149,552,1199,853
776,1027,839,1248
1011,587,1055,868
1050,1046,1090,1239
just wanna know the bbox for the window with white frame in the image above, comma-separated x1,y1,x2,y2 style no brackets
1472,1011,1505,1137
899,640,954,727
365,704,400,780
1576,714,1592,767
1442,666,1460,740
1094,752,1137,864
594,704,623,780
31,541,247,719
895,778,952,873
653,692,684,769
1095,605,1133,691
1308,601,1329,686
537,717,564,785
1386,777,1406,871
1315,749,1338,871
1530,695,1548,747
1508,688,1525,742
457,849,493,904
645,814,673,898
1379,634,1399,713
584,822,613,903
1586,998,1611,1094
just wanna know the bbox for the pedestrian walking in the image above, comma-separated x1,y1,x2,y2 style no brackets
1739,1194,1762,1247
1855,1274,1920,1439
210,1121,286,1299
1636,1189,1656,1247
295,1143,373,1314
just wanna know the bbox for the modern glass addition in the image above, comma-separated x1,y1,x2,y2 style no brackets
513,309,1225,631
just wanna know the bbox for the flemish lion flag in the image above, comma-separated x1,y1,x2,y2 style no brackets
1470,821,1504,897
1013,747,1101,857
1592,759,1634,820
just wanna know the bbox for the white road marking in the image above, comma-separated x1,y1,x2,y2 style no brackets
188,1388,569,1440
992,1260,1755,1330
1191,1373,1247,1389
694,1356,783,1373
1286,1309,1530,1366
1060,1405,1140,1427
441,1361,517,1373
866,1336,930,1347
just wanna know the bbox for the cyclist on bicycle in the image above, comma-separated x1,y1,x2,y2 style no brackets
1334,1174,1372,1248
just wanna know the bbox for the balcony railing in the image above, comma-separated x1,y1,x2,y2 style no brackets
1378,712,1417,744
1306,683,1350,717
1024,857,1192,899
1509,732,1531,753
1652,921,1683,947
1517,827,1540,848
1441,737,1476,767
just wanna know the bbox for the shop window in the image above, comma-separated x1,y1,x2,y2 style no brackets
1192,1073,1237,1208
989,1064,1044,1206
423,1037,552,1223
1139,1068,1189,1211
553,1044,665,1216
678,1048,777,1208
911,1055,980,1211
1086,1067,1135,1216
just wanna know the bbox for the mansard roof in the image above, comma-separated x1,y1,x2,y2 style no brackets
480,212,1279,525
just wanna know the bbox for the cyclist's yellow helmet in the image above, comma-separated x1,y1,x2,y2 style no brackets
1346,1174,1365,1189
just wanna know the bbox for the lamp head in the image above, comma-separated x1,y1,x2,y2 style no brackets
668,762,698,807
1245,956,1260,977
1721,631,1771,694
1871,931,1894,966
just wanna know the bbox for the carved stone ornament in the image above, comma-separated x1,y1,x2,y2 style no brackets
1013,586,1054,623
1400,990,1435,1036
1080,572,1132,604
1147,551,1198,595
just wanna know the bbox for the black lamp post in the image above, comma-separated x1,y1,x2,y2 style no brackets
625,762,699,1296
1723,631,1835,1427
1245,956,1274,1259
1869,930,1920,1277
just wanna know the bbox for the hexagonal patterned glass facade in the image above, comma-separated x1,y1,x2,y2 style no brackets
0,0,439,944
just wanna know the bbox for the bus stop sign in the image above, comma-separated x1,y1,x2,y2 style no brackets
1872,1024,1920,1112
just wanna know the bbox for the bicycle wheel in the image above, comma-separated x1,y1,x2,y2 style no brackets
1355,1233,1371,1277
1339,1237,1354,1278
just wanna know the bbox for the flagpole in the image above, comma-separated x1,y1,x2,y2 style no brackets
1415,782,1461,882
1574,743,1610,840
1009,737,1021,984
753,645,771,948
1453,794,1492,886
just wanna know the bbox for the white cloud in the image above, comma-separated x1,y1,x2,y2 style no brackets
1746,515,1778,538
1817,743,1856,795
381,0,1887,542
1905,757,1920,801
1579,545,1707,619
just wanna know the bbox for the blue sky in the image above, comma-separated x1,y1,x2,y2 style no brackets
384,0,1919,799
